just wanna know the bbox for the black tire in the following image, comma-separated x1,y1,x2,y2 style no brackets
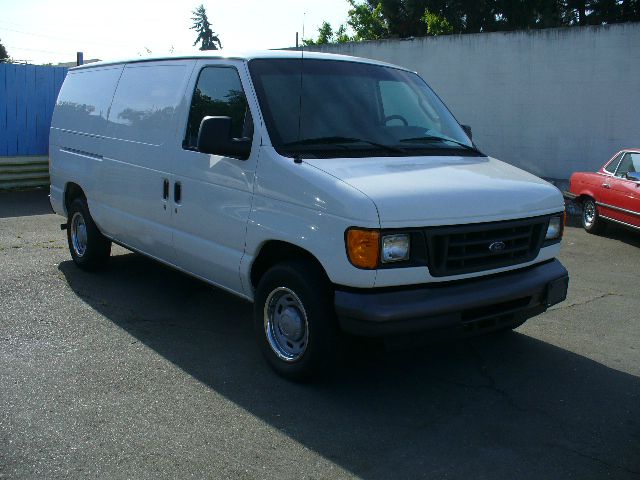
66,197,111,271
254,259,340,381
582,198,607,234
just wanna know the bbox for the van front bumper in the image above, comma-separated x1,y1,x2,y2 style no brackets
334,259,568,337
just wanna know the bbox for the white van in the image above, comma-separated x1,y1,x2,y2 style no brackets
50,50,568,379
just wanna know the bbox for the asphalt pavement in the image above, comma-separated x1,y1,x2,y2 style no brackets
1,189,639,479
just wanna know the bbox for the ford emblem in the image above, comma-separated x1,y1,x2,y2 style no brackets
488,241,506,252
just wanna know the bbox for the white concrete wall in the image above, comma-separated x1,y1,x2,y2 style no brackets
304,23,640,179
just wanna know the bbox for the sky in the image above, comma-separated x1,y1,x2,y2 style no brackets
0,0,352,65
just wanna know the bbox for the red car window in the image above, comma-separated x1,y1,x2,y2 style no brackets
604,152,623,174
615,153,640,178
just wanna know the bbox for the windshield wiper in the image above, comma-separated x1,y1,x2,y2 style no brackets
399,135,481,153
281,136,405,154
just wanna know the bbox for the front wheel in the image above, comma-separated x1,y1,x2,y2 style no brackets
582,198,607,234
254,260,340,381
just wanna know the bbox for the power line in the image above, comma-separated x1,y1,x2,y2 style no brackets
0,25,131,48
5,45,70,55
0,18,112,32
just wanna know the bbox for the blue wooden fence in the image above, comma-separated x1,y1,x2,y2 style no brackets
0,63,68,156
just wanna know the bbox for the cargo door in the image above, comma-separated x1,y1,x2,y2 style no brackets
99,61,194,263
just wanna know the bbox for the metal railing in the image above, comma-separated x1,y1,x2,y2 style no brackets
0,156,49,190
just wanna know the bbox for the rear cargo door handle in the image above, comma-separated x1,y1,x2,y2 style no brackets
162,179,169,199
174,181,182,204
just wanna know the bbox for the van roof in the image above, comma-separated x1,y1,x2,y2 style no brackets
71,49,411,72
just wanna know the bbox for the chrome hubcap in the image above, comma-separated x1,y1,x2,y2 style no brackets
584,201,596,228
264,287,309,362
71,212,88,257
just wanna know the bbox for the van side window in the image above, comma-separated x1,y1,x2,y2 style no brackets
184,67,253,150
107,65,187,145
54,67,123,135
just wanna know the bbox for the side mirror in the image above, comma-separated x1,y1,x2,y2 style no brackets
197,116,251,160
626,171,640,182
461,124,472,140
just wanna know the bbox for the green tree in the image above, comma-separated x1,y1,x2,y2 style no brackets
191,4,222,50
335,24,352,43
303,21,352,45
0,39,8,62
317,21,335,44
347,1,389,40
422,10,453,35
340,0,639,40
305,0,640,44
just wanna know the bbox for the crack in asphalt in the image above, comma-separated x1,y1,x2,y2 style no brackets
466,342,528,412
430,342,576,437
550,292,623,311
549,443,640,476
437,342,640,476
427,342,535,413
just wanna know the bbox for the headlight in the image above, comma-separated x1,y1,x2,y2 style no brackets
545,214,564,241
381,234,410,263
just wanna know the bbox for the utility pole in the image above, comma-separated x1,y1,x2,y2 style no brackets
76,52,83,66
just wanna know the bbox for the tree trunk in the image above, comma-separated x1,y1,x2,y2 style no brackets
578,0,587,25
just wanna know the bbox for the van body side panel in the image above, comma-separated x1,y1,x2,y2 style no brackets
98,61,194,263
241,147,380,294
170,60,260,294
49,66,124,217
171,151,258,294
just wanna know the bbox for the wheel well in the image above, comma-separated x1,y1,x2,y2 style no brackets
64,183,86,214
577,194,594,205
250,241,328,288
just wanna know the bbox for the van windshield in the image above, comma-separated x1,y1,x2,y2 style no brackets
248,58,481,158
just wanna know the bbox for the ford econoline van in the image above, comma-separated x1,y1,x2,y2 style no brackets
50,51,568,379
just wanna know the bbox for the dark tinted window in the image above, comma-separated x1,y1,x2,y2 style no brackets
108,65,187,145
184,67,252,149
55,67,123,134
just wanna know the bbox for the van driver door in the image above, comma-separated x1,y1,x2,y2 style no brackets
168,60,260,295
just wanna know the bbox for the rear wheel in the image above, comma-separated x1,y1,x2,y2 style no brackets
582,198,606,234
67,198,111,270
254,260,340,381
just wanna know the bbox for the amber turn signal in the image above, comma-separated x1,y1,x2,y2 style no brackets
346,228,380,269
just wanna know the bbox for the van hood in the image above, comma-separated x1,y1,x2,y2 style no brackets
305,155,564,227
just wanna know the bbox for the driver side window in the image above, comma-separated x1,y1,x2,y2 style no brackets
183,66,253,150
615,153,639,178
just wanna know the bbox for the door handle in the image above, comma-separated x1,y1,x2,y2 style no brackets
162,179,169,199
174,181,182,204
602,183,611,189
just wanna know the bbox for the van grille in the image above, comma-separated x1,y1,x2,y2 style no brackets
424,217,548,277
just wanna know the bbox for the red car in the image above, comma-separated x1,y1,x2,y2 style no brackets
568,149,640,234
